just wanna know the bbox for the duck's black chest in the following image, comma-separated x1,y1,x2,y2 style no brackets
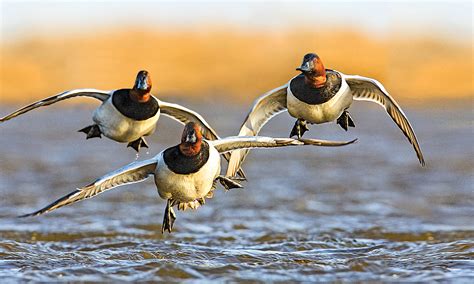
289,71,342,105
163,142,210,175
112,89,159,120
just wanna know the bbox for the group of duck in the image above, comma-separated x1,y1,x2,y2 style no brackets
1,53,425,233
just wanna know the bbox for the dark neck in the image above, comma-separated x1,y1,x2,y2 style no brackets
163,141,210,175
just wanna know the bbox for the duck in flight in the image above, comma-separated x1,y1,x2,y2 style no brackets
226,53,425,177
0,70,222,153
19,122,357,233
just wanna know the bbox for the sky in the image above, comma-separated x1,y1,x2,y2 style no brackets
1,0,472,42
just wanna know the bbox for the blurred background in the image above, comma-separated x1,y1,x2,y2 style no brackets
0,1,473,282
0,0,472,104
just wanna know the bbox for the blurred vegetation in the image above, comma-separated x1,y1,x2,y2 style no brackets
1,27,472,105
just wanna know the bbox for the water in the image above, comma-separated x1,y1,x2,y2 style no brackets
0,101,472,282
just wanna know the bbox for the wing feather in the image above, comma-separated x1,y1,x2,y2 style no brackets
158,100,222,140
225,85,288,177
344,74,425,166
19,158,157,217
158,100,246,178
0,89,111,122
212,136,356,154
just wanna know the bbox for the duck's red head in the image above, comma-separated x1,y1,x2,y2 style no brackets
296,53,326,88
130,70,152,102
179,122,203,157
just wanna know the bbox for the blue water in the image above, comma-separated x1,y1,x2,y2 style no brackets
0,101,472,282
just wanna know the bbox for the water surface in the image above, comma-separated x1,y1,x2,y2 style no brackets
0,101,472,282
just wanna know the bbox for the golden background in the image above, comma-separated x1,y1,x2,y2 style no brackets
1,5,472,105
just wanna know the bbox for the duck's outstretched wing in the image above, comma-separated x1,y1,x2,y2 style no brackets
212,136,356,155
158,100,222,140
158,100,246,178
0,89,111,122
344,74,425,166
19,158,158,217
226,85,288,177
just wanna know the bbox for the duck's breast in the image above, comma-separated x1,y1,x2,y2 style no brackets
154,145,221,202
92,96,160,142
287,77,352,124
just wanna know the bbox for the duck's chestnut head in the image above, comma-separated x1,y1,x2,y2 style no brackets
134,70,152,92
296,53,326,88
130,70,152,102
179,122,203,156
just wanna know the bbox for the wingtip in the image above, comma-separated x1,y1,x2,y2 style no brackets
17,212,38,218
237,168,247,180
298,137,358,146
18,206,52,218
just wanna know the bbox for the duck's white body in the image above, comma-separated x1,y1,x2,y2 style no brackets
154,143,221,203
286,75,353,124
93,96,160,142
0,87,227,152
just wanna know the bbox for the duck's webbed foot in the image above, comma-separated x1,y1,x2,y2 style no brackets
162,199,177,234
290,119,310,139
78,124,102,139
127,137,149,152
337,110,356,131
217,175,244,190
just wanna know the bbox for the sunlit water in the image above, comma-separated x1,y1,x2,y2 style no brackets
0,101,472,282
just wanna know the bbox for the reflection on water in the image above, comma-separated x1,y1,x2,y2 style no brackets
0,101,473,281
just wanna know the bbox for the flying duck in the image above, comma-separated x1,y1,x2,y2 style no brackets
19,122,356,233
0,70,223,153
226,53,425,177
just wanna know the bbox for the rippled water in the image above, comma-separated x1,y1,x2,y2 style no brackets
0,100,473,282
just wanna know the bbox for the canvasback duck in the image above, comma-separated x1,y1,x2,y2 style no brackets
19,122,356,233
226,53,425,177
1,70,222,153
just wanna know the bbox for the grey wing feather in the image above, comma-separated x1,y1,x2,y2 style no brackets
19,159,157,217
212,136,302,154
344,74,425,166
158,100,222,140
212,135,356,154
1,89,111,122
225,85,288,177
158,99,246,178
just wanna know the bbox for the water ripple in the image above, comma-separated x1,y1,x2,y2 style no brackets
0,106,473,281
